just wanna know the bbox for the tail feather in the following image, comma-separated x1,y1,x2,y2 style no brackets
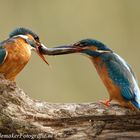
131,100,140,110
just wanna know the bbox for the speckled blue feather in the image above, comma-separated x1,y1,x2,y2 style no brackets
79,39,140,109
52,38,140,109
100,52,140,109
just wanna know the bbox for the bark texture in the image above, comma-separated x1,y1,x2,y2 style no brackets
0,76,140,140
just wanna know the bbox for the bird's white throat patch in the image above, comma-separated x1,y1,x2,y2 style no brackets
95,50,111,53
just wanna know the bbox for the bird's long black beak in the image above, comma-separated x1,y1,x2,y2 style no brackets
39,45,83,56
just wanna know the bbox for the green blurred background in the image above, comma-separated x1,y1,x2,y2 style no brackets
0,0,140,103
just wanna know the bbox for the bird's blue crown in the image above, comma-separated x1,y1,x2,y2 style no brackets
9,27,38,40
78,39,112,56
79,39,110,50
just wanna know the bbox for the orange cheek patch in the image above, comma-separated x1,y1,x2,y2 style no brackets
89,46,97,51
26,34,34,40
26,34,40,48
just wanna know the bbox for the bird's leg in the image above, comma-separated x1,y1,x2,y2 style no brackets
99,99,112,107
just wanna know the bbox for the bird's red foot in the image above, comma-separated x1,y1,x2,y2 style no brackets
99,99,111,107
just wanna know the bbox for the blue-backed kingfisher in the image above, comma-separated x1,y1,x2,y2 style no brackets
39,39,140,111
0,27,48,81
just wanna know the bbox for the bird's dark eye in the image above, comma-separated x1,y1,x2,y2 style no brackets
34,36,39,42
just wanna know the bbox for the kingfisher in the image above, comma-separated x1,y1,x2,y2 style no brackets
0,27,48,81
40,39,140,111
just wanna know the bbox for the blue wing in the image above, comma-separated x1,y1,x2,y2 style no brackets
102,53,140,109
127,63,138,84
0,47,7,64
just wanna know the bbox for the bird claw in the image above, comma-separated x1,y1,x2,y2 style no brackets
99,99,111,107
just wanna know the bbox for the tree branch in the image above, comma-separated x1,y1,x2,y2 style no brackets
0,75,140,139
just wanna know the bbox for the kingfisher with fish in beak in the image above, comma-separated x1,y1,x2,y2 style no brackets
0,27,48,81
39,39,140,111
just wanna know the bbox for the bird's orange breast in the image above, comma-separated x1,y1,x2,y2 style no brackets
91,57,124,102
0,38,31,81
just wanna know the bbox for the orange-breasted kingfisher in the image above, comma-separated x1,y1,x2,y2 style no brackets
0,27,48,81
39,39,140,111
